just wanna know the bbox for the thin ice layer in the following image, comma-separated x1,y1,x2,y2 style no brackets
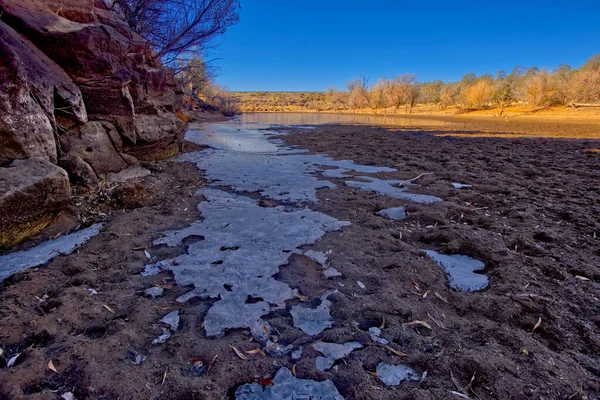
147,190,350,337
346,177,442,204
422,250,488,292
0,224,102,282
179,122,395,203
235,367,344,400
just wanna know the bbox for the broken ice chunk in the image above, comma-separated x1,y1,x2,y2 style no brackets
291,348,303,360
235,367,343,400
313,341,363,360
304,250,328,266
323,266,342,278
369,327,389,345
376,363,419,386
290,291,336,335
377,207,407,221
249,319,272,345
315,356,335,371
160,310,180,331
452,182,472,189
265,340,294,357
313,341,363,371
144,286,164,299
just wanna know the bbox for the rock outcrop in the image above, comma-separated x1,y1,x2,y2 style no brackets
0,0,187,247
0,158,71,249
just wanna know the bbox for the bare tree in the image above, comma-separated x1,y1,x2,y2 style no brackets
347,75,371,109
104,0,240,65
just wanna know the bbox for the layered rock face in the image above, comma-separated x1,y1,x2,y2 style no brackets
0,0,186,248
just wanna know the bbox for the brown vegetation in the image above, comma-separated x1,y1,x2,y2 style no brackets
233,54,600,114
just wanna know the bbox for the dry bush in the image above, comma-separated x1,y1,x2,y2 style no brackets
521,72,560,107
461,79,495,109
564,55,600,103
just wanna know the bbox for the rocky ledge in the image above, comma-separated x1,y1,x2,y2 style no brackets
0,0,187,248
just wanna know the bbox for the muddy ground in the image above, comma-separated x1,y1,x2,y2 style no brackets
1,124,599,399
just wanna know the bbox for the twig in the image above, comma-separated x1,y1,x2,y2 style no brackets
398,172,433,187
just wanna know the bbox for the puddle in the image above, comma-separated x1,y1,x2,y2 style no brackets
0,224,102,282
377,207,407,221
235,367,343,399
422,250,488,292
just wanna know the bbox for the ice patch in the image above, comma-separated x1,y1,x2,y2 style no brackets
376,363,419,386
377,207,407,221
147,190,349,337
290,291,336,335
422,250,488,292
346,176,442,204
235,367,344,400
0,224,102,282
313,341,363,371
180,123,395,203
369,327,389,345
452,182,472,189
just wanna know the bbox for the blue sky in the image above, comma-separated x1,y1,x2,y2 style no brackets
213,0,600,91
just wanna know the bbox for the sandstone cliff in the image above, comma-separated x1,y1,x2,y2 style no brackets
0,0,187,248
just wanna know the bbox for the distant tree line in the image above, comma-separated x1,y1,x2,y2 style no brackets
322,53,600,113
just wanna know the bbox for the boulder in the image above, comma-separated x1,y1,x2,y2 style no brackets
0,19,87,164
0,158,71,249
59,122,129,178
58,155,98,189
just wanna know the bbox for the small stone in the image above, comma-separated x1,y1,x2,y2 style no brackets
160,310,180,331
184,361,207,377
291,348,303,360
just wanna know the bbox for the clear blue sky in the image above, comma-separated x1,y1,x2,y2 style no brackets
213,0,600,92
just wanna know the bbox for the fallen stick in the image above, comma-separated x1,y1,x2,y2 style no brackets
398,172,433,187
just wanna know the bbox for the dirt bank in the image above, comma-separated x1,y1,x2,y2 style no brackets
1,122,599,399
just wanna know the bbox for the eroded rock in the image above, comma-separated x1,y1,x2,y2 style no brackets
0,158,72,249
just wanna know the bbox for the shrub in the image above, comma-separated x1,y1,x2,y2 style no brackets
461,79,495,109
